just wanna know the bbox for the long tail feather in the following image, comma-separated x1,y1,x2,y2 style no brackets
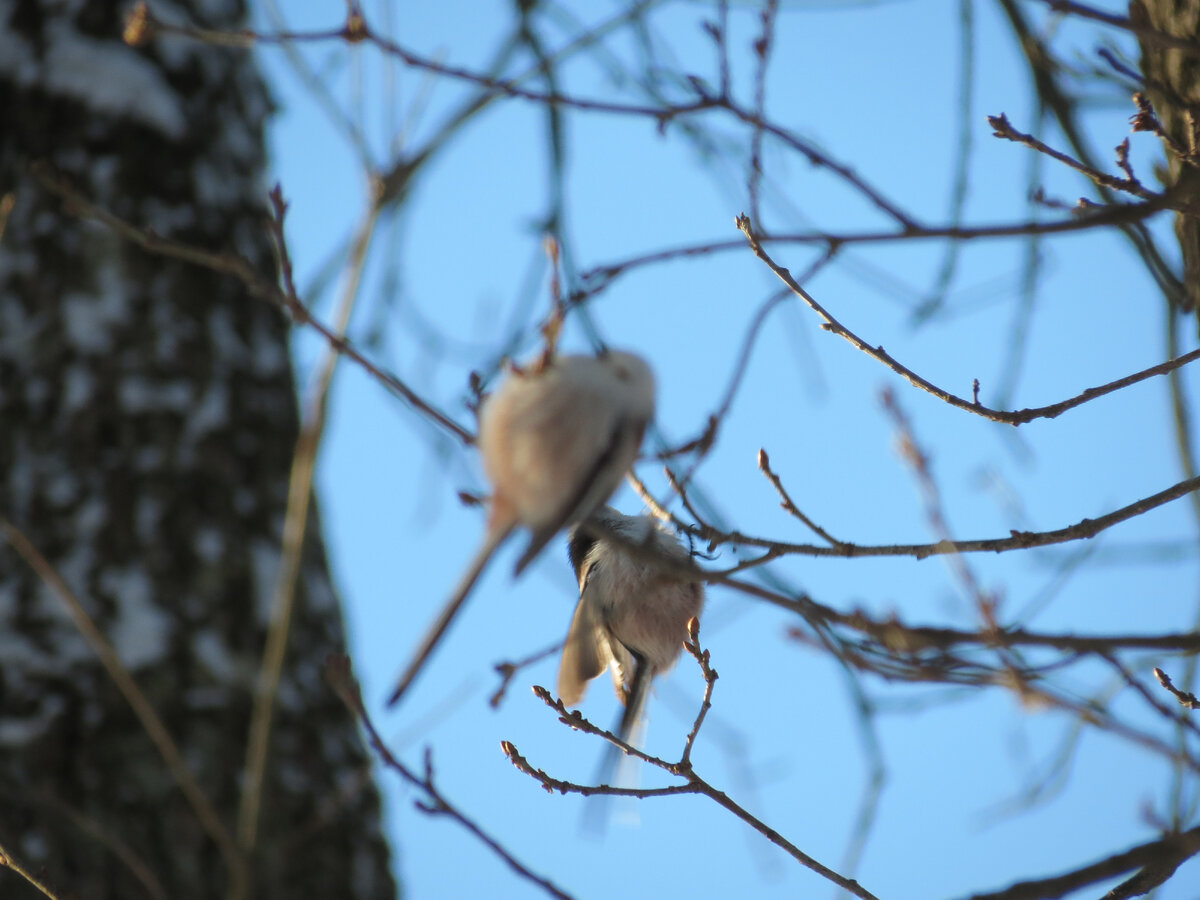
583,657,652,833
387,521,514,707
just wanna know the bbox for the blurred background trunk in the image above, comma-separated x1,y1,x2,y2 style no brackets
1133,0,1200,317
0,1,396,897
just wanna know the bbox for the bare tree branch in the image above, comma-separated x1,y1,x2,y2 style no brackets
735,213,1199,426
961,826,1200,900
326,657,576,900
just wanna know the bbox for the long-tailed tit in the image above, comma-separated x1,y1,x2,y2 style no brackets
557,507,704,751
387,351,655,707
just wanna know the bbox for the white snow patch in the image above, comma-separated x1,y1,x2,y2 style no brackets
193,158,244,209
89,155,120,195
188,627,257,702
101,567,170,669
207,306,248,364
0,243,36,280
141,197,197,234
119,376,193,412
24,378,50,408
0,697,63,747
277,760,307,791
274,676,303,712
50,545,93,615
74,497,107,538
217,112,259,165
136,0,204,67
305,570,337,613
61,364,95,413
39,550,97,666
234,487,257,516
0,629,52,686
135,496,163,543
192,628,239,683
155,30,199,71
194,526,224,563
184,379,230,439
250,315,287,376
148,270,198,361
0,293,39,357
119,377,155,411
44,471,78,507
0,2,35,79
134,445,166,471
33,205,64,235
250,538,281,625
6,439,35,517
61,261,130,354
0,16,186,139
20,830,49,862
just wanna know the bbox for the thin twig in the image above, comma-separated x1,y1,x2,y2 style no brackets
30,790,169,900
699,472,1200,563
987,113,1159,200
510,650,881,900
1155,667,1200,711
735,212,1198,426
31,165,472,445
912,0,976,324
0,834,61,900
1034,0,1200,54
325,656,576,900
490,641,562,709
1103,656,1200,741
961,825,1200,900
756,448,844,547
131,3,913,228
680,617,716,767
0,518,245,896
576,201,1165,306
236,184,381,856
746,0,778,224
670,250,837,484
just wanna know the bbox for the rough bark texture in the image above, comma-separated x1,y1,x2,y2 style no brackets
1131,0,1200,315
0,1,396,897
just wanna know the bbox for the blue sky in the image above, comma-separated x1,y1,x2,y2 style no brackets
257,1,1200,897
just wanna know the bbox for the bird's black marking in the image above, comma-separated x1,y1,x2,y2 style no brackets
568,528,600,587
516,413,645,574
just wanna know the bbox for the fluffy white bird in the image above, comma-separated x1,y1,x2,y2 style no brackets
557,507,705,749
388,351,655,706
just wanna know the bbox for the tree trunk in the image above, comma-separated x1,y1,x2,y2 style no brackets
1131,0,1200,315
0,1,396,897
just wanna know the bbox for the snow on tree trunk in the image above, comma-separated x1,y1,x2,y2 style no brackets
0,1,396,897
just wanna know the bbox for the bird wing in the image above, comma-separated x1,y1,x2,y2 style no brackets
513,412,646,575
556,587,606,706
